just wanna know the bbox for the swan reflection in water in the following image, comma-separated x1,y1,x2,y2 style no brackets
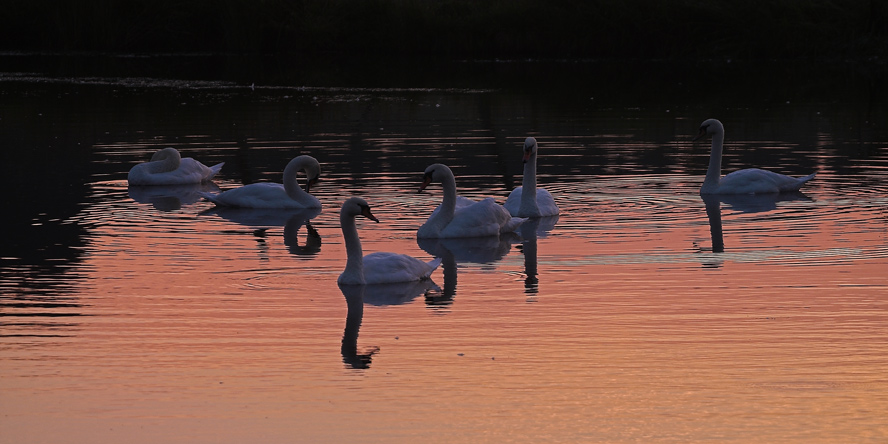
700,192,813,267
417,234,516,306
515,216,559,300
200,207,322,257
339,280,440,369
128,182,221,212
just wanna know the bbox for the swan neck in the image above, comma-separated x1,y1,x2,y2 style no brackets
703,131,724,192
148,149,181,173
340,212,364,282
440,171,458,222
283,159,308,201
520,154,539,212
419,167,457,237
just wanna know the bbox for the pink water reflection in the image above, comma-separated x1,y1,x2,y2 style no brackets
3,171,888,443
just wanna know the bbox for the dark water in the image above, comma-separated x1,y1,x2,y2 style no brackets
1,54,887,443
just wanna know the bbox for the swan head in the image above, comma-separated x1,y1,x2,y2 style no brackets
150,147,181,162
134,147,181,174
341,197,379,222
419,163,452,192
693,118,724,141
523,137,538,163
304,168,320,194
293,155,321,193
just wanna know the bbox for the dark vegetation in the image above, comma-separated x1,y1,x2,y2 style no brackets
2,0,886,60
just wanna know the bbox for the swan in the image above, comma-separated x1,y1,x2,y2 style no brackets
695,119,816,194
127,147,224,186
199,155,321,209
417,163,526,238
504,137,560,217
338,197,441,285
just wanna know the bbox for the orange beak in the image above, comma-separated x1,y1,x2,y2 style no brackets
418,175,432,192
305,176,319,193
692,127,707,142
361,206,379,222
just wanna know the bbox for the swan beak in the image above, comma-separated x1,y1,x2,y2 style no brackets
522,148,533,163
692,127,707,142
418,175,432,193
305,176,319,193
361,207,380,223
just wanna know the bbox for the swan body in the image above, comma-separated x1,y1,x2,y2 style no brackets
338,197,441,285
127,147,224,186
695,119,815,195
200,155,321,209
504,137,560,217
417,163,526,238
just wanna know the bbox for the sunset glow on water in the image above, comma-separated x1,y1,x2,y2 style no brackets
2,58,887,443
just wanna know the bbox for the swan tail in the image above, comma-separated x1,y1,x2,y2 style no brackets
426,257,443,275
782,172,816,192
206,162,225,180
501,217,527,233
198,191,222,205
799,172,816,184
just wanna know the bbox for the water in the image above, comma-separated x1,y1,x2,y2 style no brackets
2,54,888,443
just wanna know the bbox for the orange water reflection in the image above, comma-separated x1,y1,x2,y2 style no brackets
3,173,887,443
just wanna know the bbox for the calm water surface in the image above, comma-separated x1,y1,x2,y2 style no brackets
2,55,887,443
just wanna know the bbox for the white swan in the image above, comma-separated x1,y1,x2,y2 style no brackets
504,137,559,217
127,147,224,186
417,163,526,238
338,197,441,285
695,119,816,194
199,155,321,209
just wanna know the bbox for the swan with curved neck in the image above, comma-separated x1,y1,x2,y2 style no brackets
504,137,559,217
200,155,321,208
128,147,224,186
338,197,441,285
417,163,526,238
695,119,815,194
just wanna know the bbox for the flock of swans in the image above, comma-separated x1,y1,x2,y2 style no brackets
127,118,816,286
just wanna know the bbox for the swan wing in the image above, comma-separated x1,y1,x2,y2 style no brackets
418,195,478,238
127,163,155,185
718,168,815,194
205,161,224,180
504,187,522,215
427,195,476,219
440,197,524,237
504,187,559,217
534,189,560,216
128,158,224,185
178,158,223,182
363,252,441,284
200,182,300,208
